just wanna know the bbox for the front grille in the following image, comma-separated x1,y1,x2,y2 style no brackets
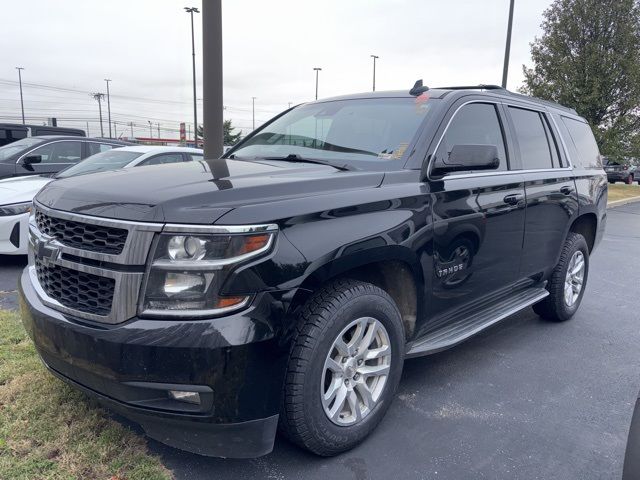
35,259,115,316
35,210,128,255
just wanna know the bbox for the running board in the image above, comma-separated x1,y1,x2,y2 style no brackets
406,288,549,358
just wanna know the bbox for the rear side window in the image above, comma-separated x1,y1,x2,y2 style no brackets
87,143,115,156
508,107,557,169
435,103,508,171
561,117,601,168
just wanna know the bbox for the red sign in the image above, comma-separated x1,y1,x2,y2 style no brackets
179,122,186,142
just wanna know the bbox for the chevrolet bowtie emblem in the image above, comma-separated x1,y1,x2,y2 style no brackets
36,238,61,263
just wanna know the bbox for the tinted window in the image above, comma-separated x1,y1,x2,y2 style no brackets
435,103,508,171
139,153,184,166
232,98,435,165
29,141,82,164
188,153,203,162
87,143,115,156
12,130,27,140
509,107,554,169
0,137,42,160
561,117,601,168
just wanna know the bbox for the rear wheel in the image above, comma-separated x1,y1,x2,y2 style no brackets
533,232,589,322
280,279,405,456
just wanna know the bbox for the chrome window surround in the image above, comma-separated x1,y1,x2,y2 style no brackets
426,100,575,182
28,202,278,325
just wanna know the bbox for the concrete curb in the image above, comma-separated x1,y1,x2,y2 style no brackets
608,196,640,209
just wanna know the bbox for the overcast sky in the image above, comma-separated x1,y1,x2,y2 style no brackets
1,0,554,140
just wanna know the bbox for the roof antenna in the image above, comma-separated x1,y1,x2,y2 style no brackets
410,79,429,96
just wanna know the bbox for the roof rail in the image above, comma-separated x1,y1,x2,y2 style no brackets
436,85,505,91
436,85,578,115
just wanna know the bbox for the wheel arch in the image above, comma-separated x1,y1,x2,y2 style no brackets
287,246,424,341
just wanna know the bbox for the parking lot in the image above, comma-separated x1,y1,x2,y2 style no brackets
0,202,637,479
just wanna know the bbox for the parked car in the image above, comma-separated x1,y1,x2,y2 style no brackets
0,146,203,255
624,391,640,480
0,136,130,180
0,123,85,148
603,156,639,184
20,83,607,458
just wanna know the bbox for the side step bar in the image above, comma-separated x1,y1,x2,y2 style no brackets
406,288,549,358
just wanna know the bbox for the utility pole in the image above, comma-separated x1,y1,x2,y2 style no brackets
157,123,161,138
252,97,256,130
370,55,379,91
129,122,134,138
202,0,224,157
90,93,105,137
501,0,515,88
104,79,112,137
313,67,322,100
185,7,200,147
86,121,90,137
148,120,153,138
16,67,25,124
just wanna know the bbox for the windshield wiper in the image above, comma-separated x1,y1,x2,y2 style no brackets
260,154,354,171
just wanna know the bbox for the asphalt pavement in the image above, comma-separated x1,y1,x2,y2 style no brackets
1,203,640,479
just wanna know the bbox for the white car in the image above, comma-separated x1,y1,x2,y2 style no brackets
0,145,204,255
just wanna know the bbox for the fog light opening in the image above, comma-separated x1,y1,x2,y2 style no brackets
168,390,201,405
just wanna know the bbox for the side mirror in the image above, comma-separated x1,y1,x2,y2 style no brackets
22,155,42,166
426,144,500,178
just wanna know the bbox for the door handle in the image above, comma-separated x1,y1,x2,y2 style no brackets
560,186,575,195
503,193,524,205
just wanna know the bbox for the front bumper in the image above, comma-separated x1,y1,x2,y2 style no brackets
0,212,28,255
19,268,290,458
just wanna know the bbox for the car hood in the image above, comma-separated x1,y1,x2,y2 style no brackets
0,176,51,205
35,159,385,223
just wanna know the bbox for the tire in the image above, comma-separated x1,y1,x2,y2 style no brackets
609,180,615,184
280,279,405,456
627,174,634,185
533,232,589,322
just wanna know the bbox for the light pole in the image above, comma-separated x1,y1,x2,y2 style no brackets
501,0,515,88
370,55,379,91
148,120,153,138
185,7,200,147
157,123,161,138
91,93,105,137
129,122,134,138
16,67,25,124
252,96,256,130
104,79,112,138
313,67,322,100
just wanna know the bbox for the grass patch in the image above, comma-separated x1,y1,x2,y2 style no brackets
0,310,172,480
608,183,640,204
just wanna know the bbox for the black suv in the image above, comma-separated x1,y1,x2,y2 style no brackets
19,84,607,458
0,136,130,179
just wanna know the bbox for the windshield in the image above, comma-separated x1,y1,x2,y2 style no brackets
56,150,143,178
0,138,43,161
231,97,435,165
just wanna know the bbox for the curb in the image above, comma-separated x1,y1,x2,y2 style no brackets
608,196,640,209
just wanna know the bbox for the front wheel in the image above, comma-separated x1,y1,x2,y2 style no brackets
280,279,405,456
533,232,589,322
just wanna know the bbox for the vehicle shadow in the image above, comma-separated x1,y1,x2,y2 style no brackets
0,254,27,310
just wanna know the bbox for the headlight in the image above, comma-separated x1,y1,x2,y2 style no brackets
0,202,32,217
139,225,277,317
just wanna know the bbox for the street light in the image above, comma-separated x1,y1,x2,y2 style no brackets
185,7,200,147
148,120,153,138
104,79,112,138
501,0,515,88
370,55,379,92
15,67,25,124
313,67,322,100
252,97,257,130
